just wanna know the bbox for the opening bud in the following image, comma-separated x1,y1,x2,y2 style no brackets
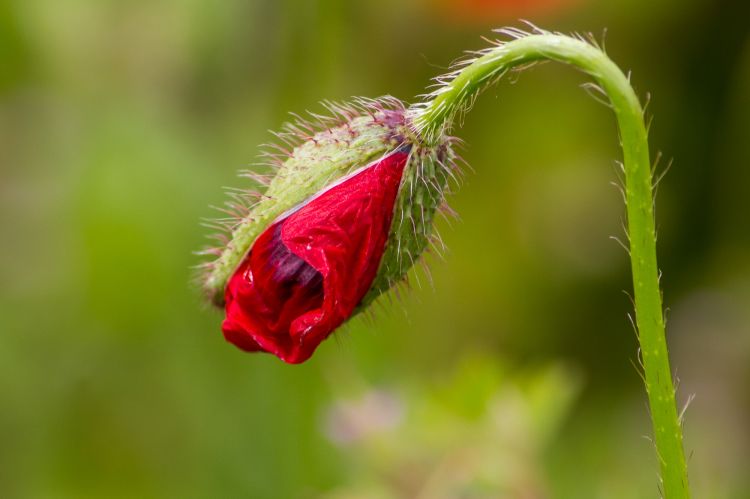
200,97,458,363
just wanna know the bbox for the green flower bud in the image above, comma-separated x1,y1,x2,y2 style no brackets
199,96,459,362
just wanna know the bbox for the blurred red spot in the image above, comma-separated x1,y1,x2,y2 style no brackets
431,0,581,22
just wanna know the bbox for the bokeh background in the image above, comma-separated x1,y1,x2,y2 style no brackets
1,0,749,497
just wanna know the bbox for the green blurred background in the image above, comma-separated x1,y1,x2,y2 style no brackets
1,0,749,497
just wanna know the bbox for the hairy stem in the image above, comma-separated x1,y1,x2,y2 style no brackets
413,31,689,498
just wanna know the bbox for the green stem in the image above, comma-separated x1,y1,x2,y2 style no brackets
413,31,689,498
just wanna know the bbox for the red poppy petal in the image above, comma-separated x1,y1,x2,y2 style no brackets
283,149,410,345
222,149,410,363
222,224,325,360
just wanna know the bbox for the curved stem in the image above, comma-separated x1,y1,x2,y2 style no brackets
413,32,689,498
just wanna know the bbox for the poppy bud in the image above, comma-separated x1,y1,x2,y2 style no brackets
200,97,458,363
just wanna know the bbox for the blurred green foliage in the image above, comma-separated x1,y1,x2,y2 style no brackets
322,356,582,499
1,0,748,497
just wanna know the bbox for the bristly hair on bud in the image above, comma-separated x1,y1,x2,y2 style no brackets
197,95,462,361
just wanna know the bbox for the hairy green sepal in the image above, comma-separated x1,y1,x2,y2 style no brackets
205,115,404,305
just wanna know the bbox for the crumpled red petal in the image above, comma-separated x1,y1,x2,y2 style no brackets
222,148,410,363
